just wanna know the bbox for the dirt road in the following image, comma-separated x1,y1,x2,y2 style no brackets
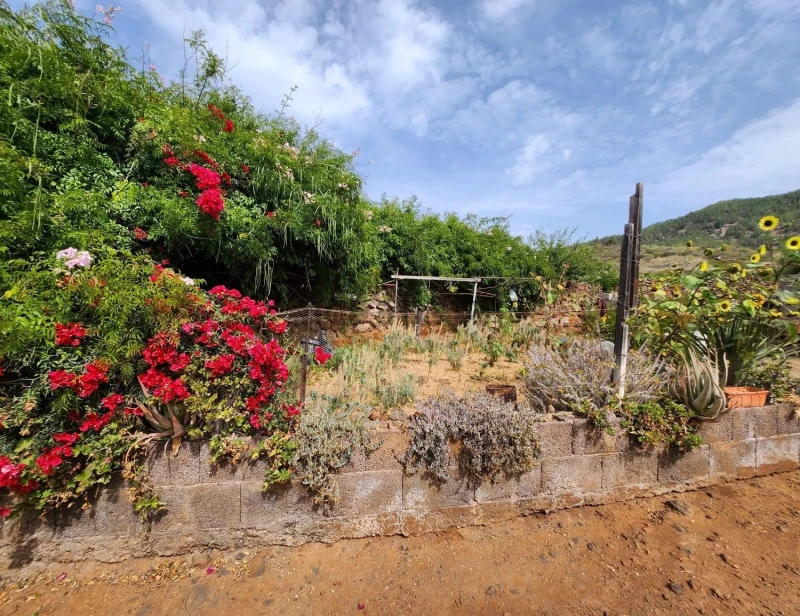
1,471,798,615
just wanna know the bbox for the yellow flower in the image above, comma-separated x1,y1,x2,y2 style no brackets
769,309,782,318
728,263,742,274
686,240,693,248
786,236,800,250
750,253,761,263
721,244,729,252
759,244,767,255
741,268,747,278
785,297,800,305
752,293,766,306
759,215,779,231
699,261,708,272
718,300,732,312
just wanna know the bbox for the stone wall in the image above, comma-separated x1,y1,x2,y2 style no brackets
2,404,798,569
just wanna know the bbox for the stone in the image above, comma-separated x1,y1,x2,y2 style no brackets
153,484,242,532
474,467,542,503
667,582,684,595
377,302,389,310
658,446,710,484
776,404,800,435
330,471,403,517
695,413,734,443
571,419,621,455
167,441,202,486
368,308,380,317
665,499,689,516
147,447,171,487
367,300,378,309
240,481,317,531
248,554,267,577
536,421,574,458
355,323,373,333
541,455,602,493
755,435,800,475
364,430,410,472
709,440,755,479
403,472,475,510
601,452,658,489
732,406,778,440
92,489,147,537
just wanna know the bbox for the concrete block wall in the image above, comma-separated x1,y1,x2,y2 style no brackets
1,405,798,567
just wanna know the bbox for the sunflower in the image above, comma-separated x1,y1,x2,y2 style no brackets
741,268,747,278
686,240,693,248
721,244,729,252
718,300,732,312
769,309,782,318
750,253,761,263
728,263,742,274
759,215,779,231
700,261,709,272
759,244,767,255
704,248,714,257
786,236,800,250
786,297,800,306
752,293,766,306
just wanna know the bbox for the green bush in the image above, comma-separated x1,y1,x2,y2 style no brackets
619,399,703,451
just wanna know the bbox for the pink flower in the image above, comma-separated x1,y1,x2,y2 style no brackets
195,188,225,219
188,164,221,190
134,228,149,240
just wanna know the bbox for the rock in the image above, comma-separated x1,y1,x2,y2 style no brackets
586,542,596,551
667,582,684,596
377,302,389,310
355,323,373,333
189,552,211,568
387,300,396,309
687,579,696,590
553,412,572,421
389,409,406,421
485,586,498,596
248,555,267,578
235,552,245,561
666,499,689,516
368,308,380,316
367,300,378,309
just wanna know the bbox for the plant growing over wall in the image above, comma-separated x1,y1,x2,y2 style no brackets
401,393,540,484
619,399,703,451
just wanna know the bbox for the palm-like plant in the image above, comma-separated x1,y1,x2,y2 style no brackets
670,349,728,421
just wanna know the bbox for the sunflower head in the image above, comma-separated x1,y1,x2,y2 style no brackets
786,236,800,250
759,244,767,255
728,263,742,274
752,293,766,306
750,253,761,263
704,248,714,257
759,215,779,231
718,300,732,313
769,309,782,318
700,261,709,272
686,240,694,248
720,243,729,252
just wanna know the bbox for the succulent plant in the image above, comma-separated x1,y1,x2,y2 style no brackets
670,349,728,420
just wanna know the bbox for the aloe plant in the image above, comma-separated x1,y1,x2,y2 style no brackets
670,349,728,421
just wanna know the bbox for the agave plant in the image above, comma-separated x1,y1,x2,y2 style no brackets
670,349,728,421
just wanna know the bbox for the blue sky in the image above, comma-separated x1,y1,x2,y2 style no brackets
91,0,800,239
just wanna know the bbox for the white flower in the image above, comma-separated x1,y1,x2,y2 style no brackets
194,135,207,143
180,277,195,286
56,247,78,260
302,191,315,204
506,246,512,252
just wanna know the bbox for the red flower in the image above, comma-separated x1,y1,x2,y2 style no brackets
268,320,287,334
142,182,151,188
55,322,87,347
221,172,232,186
134,228,149,240
241,163,250,174
207,104,226,120
267,211,275,218
195,188,225,219
314,346,332,365
150,264,164,283
36,445,73,475
188,163,221,190
193,150,220,170
49,370,77,390
315,219,321,227
100,393,125,411
164,156,180,167
223,119,235,133
168,353,191,372
53,432,81,446
161,143,174,156
75,360,108,398
0,507,11,518
285,404,301,417
179,190,189,198
249,413,262,430
206,354,236,378
0,363,4,377
124,405,144,417
80,410,113,432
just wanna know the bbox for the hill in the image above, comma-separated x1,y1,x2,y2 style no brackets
639,190,800,247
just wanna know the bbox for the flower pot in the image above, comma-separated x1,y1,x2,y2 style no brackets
724,386,769,409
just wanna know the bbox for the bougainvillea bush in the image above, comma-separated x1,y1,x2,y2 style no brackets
0,246,295,519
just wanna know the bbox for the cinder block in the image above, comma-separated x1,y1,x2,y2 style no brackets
198,443,267,483
658,445,710,483
154,483,241,532
541,455,602,493
755,435,800,475
571,418,622,455
167,441,202,486
536,421,573,458
402,472,475,510
54,506,96,538
709,440,756,479
601,452,658,489
474,467,542,503
695,412,734,443
331,470,403,517
240,481,318,530
92,489,147,537
776,404,800,435
146,446,170,487
364,430,410,471
732,406,778,440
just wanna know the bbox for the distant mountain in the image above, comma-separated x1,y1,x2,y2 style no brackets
597,190,800,248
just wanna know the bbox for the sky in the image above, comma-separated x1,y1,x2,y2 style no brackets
88,0,800,239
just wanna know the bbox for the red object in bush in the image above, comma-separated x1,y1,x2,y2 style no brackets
55,322,87,347
314,346,332,365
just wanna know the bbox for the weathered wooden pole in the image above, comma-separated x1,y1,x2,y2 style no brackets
613,183,643,398
469,280,479,325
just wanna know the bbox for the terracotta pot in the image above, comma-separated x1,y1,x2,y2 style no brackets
724,386,769,409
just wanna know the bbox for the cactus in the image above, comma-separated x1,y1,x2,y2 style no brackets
670,349,728,421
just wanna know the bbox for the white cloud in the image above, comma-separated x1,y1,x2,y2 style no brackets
581,26,625,72
507,133,551,185
481,0,537,21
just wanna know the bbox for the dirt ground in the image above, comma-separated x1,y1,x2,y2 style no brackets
1,471,798,615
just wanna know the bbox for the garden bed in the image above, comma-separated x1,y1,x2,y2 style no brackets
2,403,797,568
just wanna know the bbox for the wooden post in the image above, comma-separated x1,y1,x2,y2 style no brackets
298,337,309,406
393,269,399,316
613,182,644,398
469,280,479,326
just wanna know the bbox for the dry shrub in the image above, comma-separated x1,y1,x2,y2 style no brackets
522,338,670,413
401,393,540,484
